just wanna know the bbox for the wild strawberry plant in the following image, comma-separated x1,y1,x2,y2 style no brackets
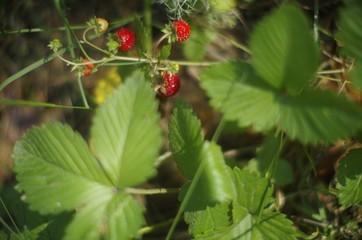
1,0,362,239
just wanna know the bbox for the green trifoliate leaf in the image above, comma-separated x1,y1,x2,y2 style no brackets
200,61,279,132
278,89,362,145
335,148,362,208
91,71,162,188
169,101,233,210
64,193,144,240
13,122,113,215
249,4,318,95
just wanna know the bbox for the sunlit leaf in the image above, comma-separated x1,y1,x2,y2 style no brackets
200,61,279,132
13,123,113,215
336,147,362,207
91,71,162,188
249,4,318,95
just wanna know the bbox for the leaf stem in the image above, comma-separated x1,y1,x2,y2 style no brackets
125,188,179,195
139,218,174,235
165,153,209,240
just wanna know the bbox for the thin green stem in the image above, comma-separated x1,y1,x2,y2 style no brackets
76,75,89,108
0,198,22,237
54,0,90,108
1,98,90,109
0,48,67,92
212,117,226,142
303,147,317,176
143,0,153,55
139,218,174,235
219,34,251,55
82,28,110,56
2,25,87,34
165,155,208,240
257,133,284,224
318,69,344,74
125,188,179,195
314,0,319,42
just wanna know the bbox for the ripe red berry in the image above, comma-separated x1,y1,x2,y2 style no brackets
82,58,95,77
173,20,191,42
158,72,180,97
115,28,135,52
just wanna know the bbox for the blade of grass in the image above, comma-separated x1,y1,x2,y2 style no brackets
0,198,22,239
0,98,89,109
0,48,66,92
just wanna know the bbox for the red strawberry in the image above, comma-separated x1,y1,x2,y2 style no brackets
158,72,180,97
173,20,191,42
115,28,135,52
82,58,95,77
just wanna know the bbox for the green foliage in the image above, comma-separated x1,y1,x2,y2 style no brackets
335,148,362,208
183,25,216,61
249,4,318,95
187,168,298,239
13,74,162,239
200,4,362,144
200,61,279,132
90,71,162,188
247,136,293,186
169,100,233,211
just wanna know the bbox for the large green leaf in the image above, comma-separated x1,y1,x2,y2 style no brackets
200,61,279,132
13,123,113,215
169,101,233,210
278,89,362,145
90,71,162,188
64,193,144,240
249,4,318,95
335,148,362,208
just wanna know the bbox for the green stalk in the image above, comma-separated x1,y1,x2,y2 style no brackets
143,0,153,55
257,133,284,224
2,25,86,34
165,152,208,240
0,48,66,92
54,0,90,107
314,0,319,42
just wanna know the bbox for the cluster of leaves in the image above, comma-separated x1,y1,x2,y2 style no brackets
5,0,362,239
